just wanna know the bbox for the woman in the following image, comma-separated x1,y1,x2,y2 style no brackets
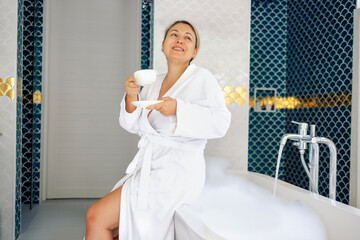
85,20,231,240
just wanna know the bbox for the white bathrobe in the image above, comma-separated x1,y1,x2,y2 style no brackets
112,64,231,240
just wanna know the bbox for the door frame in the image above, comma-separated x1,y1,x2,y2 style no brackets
351,8,360,208
41,0,50,201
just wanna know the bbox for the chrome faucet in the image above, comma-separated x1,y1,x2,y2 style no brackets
278,121,337,200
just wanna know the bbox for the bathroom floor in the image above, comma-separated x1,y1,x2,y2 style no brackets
18,199,97,240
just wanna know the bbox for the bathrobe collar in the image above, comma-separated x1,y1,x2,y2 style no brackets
149,64,197,100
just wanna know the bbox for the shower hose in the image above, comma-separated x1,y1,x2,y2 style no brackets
299,151,319,194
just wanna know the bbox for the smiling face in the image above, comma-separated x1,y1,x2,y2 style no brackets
162,23,198,65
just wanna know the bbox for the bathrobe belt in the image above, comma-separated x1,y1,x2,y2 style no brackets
111,134,205,210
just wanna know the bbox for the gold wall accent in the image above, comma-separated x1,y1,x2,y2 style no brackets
222,85,248,107
33,90,41,104
0,77,15,101
249,90,351,109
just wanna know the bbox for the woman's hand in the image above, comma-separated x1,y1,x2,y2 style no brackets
124,76,140,97
147,97,177,116
124,76,140,113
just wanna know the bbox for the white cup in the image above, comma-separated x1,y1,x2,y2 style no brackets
134,69,157,86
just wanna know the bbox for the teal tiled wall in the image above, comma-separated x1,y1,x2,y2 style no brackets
141,0,153,69
249,0,355,204
284,0,355,204
16,0,44,238
248,0,287,179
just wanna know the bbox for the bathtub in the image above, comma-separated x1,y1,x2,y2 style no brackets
174,157,360,240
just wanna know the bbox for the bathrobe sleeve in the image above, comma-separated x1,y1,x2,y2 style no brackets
171,69,231,139
119,93,142,134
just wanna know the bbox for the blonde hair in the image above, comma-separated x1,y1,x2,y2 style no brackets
163,20,200,63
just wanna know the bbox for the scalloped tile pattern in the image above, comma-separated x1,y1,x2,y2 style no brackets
20,0,43,207
248,0,287,179
16,94,22,239
141,0,153,69
249,0,355,204
15,0,24,237
284,0,355,204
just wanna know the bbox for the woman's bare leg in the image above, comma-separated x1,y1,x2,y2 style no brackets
85,186,122,240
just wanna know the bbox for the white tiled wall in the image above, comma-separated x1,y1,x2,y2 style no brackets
153,0,251,172
0,0,17,239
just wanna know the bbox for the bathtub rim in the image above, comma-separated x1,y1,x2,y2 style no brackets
227,170,360,217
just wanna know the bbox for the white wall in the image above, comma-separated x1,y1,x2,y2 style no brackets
153,0,251,172
42,0,141,198
0,0,17,239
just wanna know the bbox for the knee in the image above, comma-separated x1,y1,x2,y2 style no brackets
85,203,100,226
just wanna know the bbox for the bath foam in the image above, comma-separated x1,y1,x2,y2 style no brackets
188,157,327,240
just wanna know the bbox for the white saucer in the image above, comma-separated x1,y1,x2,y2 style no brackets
131,100,163,108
